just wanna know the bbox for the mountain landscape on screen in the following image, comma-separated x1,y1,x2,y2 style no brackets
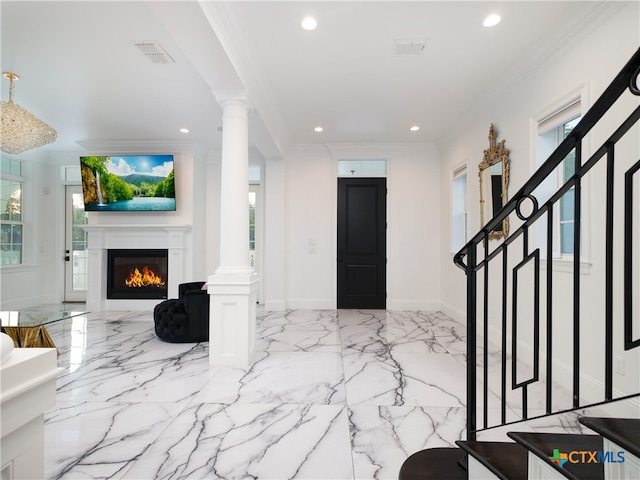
80,155,176,212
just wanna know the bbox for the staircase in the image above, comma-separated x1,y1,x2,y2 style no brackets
399,48,640,479
401,416,640,479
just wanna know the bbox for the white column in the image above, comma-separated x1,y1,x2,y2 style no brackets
207,92,259,367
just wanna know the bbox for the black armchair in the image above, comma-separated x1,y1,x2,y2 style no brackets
153,281,210,343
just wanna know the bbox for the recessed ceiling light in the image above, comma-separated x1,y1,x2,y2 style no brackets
410,125,420,132
179,128,189,133
314,126,324,132
483,14,501,27
301,17,318,31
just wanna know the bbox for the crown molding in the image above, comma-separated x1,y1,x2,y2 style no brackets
76,139,199,155
325,142,435,160
440,2,627,147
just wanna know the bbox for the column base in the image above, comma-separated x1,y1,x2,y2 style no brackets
206,272,259,368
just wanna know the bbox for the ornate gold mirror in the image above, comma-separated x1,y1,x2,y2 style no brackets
479,124,510,240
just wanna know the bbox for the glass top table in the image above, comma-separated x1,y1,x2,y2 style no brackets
0,306,88,351
0,307,88,328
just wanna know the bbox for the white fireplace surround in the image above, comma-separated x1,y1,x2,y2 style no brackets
82,225,192,311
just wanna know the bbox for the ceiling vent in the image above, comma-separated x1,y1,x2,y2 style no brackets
133,41,175,64
392,39,426,56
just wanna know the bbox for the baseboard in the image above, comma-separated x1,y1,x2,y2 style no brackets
439,302,466,325
485,322,639,414
285,299,334,310
90,299,161,312
0,294,54,310
386,300,441,311
264,300,286,311
598,396,640,417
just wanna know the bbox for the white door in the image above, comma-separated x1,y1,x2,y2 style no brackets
64,186,88,302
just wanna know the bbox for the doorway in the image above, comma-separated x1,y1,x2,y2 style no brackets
64,186,88,302
249,184,263,303
337,177,386,309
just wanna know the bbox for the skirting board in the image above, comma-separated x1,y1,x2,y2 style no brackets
285,299,444,311
0,294,56,311
386,300,441,311
263,300,286,312
484,322,640,418
440,302,466,325
285,299,334,310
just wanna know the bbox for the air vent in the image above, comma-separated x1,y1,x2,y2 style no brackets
133,41,175,64
392,39,426,56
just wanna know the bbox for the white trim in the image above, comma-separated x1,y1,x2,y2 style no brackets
531,82,592,263
452,161,468,178
451,163,468,253
326,142,429,160
386,300,441,311
264,300,286,311
286,299,334,310
484,322,639,417
540,258,592,275
0,158,26,268
537,97,582,134
440,301,466,325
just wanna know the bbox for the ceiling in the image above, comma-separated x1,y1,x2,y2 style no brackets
1,1,614,159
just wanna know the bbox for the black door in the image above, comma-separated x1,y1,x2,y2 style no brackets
337,177,386,309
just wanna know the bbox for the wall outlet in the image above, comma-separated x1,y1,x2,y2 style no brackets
615,356,625,375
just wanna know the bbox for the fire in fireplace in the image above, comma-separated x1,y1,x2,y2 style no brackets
107,249,168,300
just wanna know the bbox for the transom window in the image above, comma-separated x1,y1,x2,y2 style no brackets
338,160,386,177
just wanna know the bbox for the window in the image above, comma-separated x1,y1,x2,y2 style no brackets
558,117,579,254
451,164,468,252
338,160,386,177
0,157,24,265
249,190,256,267
248,164,261,270
535,95,583,258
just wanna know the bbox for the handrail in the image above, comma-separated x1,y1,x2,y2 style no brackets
455,47,640,441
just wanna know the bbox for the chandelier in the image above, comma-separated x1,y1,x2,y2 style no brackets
1,72,57,155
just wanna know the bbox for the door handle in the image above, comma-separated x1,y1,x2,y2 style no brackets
65,250,70,261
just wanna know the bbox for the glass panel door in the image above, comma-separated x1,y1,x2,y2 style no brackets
65,185,88,302
249,184,263,303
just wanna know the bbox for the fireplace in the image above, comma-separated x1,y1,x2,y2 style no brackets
107,249,168,300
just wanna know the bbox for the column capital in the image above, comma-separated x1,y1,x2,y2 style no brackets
213,90,252,110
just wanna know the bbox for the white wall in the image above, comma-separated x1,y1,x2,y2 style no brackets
0,153,62,309
439,3,640,410
263,155,286,311
283,143,442,310
0,147,204,309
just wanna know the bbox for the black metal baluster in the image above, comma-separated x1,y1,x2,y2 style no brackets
467,244,477,441
450,48,640,440
605,142,615,400
573,142,582,408
501,245,508,425
546,206,554,414
483,234,489,430
624,159,640,350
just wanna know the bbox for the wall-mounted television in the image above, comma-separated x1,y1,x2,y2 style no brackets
80,155,176,212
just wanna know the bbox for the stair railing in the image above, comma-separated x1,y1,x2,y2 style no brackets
454,48,640,441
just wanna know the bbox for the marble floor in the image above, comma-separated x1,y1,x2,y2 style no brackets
42,308,608,480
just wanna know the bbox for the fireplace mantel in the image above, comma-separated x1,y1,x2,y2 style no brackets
83,224,192,311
